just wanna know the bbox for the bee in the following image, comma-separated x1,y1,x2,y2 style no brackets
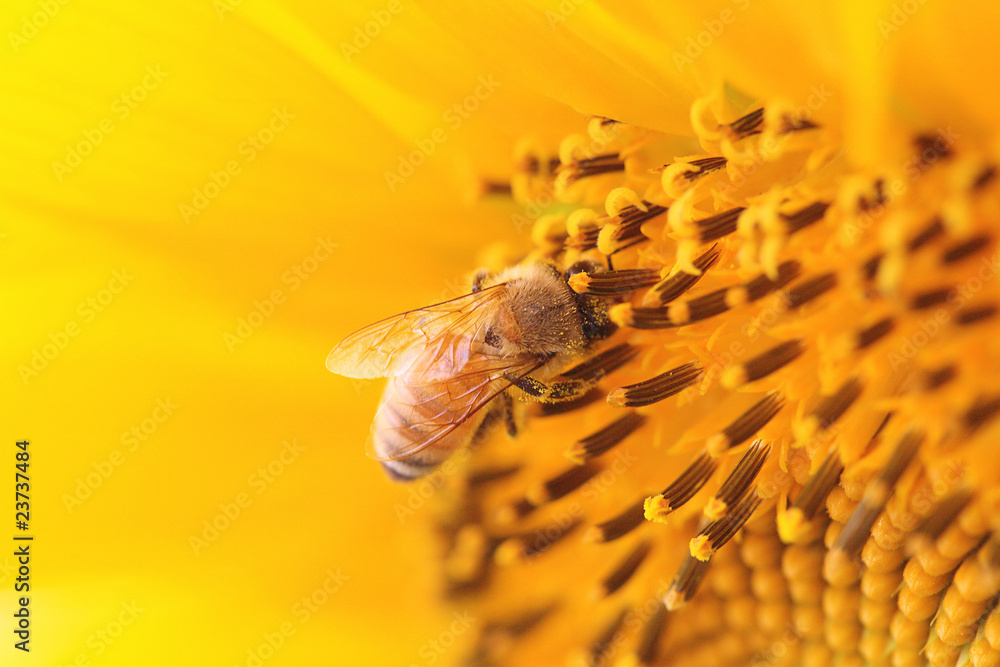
326,261,619,480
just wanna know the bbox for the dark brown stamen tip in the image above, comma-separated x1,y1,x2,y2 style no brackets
561,153,626,184
645,453,718,522
571,268,661,296
811,376,864,431
480,180,513,196
909,491,974,548
500,517,583,562
567,412,647,463
694,207,744,243
560,344,640,382
709,395,784,455
634,261,799,329
854,317,895,350
644,245,720,307
665,555,711,610
973,165,998,190
603,204,668,254
790,449,844,520
527,463,601,505
483,602,557,641
728,108,764,140
913,132,954,171
495,497,536,525
633,599,668,665
908,217,946,252
568,226,602,252
909,287,955,310
861,253,883,281
783,273,838,310
539,387,604,416
956,303,998,326
941,234,991,265
686,155,728,173
963,394,1000,434
467,464,521,487
711,441,770,509
728,339,805,387
597,540,652,596
585,608,629,667
857,179,887,212
781,115,820,134
693,487,761,559
922,365,957,391
782,202,830,234
588,499,647,543
744,260,802,300
834,429,924,556
608,362,702,408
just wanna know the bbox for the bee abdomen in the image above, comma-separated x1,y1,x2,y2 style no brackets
373,380,486,480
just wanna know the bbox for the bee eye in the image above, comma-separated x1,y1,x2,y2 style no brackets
564,260,604,281
484,326,502,349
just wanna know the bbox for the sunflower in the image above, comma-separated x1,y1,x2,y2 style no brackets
367,2,1000,667
5,1,999,666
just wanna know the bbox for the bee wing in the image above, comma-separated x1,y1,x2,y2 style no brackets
366,352,543,461
326,283,508,379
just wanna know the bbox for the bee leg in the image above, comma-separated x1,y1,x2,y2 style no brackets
499,392,519,437
509,371,605,403
470,404,503,446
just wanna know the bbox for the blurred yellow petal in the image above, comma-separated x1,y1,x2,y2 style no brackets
6,1,1000,666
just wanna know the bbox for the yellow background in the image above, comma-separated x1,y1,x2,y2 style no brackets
0,1,578,664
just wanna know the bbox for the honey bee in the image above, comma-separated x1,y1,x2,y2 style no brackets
326,261,618,480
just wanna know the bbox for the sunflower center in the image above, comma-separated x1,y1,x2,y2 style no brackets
446,92,1000,667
